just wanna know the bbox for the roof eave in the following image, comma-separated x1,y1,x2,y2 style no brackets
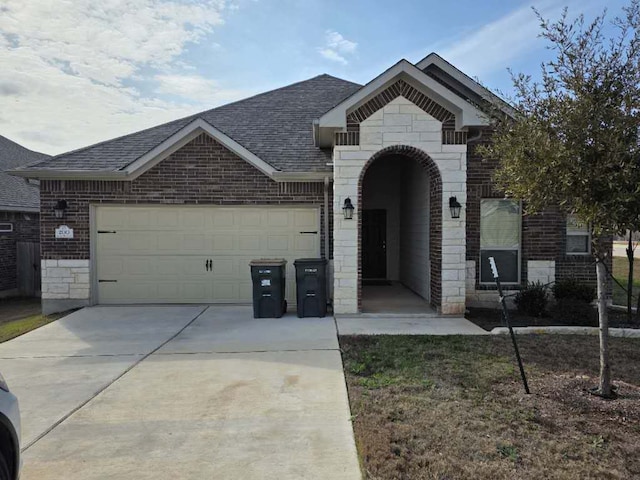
0,205,40,213
416,52,517,118
8,169,129,180
316,59,490,147
9,118,281,181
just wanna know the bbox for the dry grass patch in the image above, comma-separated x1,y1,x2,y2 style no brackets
612,256,640,307
341,335,640,480
0,311,71,343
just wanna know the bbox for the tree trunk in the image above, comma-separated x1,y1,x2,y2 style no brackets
596,258,612,397
627,231,634,323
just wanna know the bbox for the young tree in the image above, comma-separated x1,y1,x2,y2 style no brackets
480,1,640,397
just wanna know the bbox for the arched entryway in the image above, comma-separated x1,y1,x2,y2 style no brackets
357,145,442,313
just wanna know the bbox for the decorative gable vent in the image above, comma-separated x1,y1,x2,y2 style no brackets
278,182,324,195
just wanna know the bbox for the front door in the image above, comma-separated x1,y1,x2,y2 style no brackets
362,209,387,279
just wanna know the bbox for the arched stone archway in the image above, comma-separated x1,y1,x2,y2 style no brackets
357,145,442,311
332,94,467,315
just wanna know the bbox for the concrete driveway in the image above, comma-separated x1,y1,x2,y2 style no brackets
0,306,361,480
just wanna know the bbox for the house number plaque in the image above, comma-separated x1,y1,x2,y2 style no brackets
55,225,74,239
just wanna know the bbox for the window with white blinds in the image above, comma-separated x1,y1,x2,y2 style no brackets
480,199,521,283
566,215,590,254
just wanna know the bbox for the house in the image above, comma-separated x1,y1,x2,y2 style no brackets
0,135,48,298
10,53,599,315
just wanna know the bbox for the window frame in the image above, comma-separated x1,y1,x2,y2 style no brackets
479,199,522,285
565,215,591,256
0,223,14,233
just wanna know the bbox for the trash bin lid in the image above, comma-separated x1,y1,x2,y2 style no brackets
249,258,288,267
294,258,327,265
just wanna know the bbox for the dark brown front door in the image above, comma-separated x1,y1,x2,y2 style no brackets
362,209,387,279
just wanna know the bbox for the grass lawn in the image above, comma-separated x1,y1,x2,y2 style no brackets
341,335,640,479
0,312,66,343
612,256,640,307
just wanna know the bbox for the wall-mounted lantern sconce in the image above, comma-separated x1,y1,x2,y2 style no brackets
343,197,355,220
449,196,462,219
54,200,68,219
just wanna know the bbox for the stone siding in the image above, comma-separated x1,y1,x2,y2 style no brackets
333,96,467,315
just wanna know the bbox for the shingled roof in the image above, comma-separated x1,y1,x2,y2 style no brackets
17,74,362,176
0,135,48,211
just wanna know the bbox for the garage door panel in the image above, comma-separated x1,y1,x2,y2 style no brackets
98,256,125,276
180,257,209,276
212,283,239,302
295,210,317,228
97,206,319,304
129,209,153,228
156,209,180,229
267,211,289,227
295,235,316,252
182,234,207,252
238,211,261,227
212,234,234,251
182,210,205,228
158,284,180,299
238,235,261,251
212,257,235,276
157,233,182,251
266,235,290,251
211,210,233,227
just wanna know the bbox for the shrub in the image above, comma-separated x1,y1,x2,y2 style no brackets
550,298,598,326
514,281,548,317
552,279,596,303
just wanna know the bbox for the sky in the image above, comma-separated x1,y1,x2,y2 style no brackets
0,0,631,156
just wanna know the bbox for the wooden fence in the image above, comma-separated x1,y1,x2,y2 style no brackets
17,241,40,297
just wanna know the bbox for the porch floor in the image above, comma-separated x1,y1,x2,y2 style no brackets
361,282,435,314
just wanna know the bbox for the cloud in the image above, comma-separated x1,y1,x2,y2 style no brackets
319,30,357,65
0,0,249,155
155,73,255,103
436,0,595,78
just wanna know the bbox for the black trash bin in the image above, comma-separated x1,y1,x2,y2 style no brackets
294,258,327,318
249,259,287,318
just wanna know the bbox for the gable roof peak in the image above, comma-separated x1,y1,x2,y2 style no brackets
415,52,515,118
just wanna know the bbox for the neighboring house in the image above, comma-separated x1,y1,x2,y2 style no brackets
0,135,48,298
11,53,601,315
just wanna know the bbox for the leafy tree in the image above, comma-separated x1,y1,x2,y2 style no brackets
480,1,640,397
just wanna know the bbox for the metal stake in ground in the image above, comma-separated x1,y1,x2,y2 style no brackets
488,257,530,395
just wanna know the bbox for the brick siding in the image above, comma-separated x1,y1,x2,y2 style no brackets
466,131,608,289
40,133,331,260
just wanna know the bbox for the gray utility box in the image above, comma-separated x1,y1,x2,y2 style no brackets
249,259,287,318
294,258,327,318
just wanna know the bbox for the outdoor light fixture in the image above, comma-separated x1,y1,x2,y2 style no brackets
449,196,462,219
343,197,355,220
54,200,68,219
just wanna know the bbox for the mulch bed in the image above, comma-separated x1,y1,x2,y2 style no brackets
466,307,639,331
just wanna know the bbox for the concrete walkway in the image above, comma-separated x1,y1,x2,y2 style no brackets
491,325,640,337
336,315,488,335
0,306,361,480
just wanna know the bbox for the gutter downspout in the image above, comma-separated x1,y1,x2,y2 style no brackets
467,128,483,143
324,175,331,308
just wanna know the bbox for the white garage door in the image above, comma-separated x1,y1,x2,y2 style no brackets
95,206,320,304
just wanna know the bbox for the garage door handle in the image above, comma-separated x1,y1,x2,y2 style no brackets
299,231,318,234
